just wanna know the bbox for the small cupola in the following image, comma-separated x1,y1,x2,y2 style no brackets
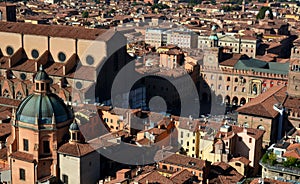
34,65,51,94
69,121,82,143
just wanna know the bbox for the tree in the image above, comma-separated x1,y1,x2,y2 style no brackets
283,157,298,167
262,153,269,163
82,11,89,18
256,6,273,20
268,152,277,165
211,0,216,5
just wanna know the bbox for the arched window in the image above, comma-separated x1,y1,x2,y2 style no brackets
234,86,238,92
227,77,230,81
242,87,246,93
3,89,10,98
16,91,23,100
235,78,238,82
219,76,222,80
257,125,265,131
252,84,258,94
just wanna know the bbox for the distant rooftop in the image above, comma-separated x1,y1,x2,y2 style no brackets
0,22,107,40
234,59,289,75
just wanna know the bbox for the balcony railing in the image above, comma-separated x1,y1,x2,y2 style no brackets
260,161,300,176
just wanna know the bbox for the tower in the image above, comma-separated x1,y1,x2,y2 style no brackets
287,59,300,98
8,66,73,183
242,0,245,13
208,25,218,48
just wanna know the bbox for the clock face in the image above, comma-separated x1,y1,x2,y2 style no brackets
205,55,216,66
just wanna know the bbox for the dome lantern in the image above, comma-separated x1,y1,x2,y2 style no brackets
34,65,51,94
69,121,81,143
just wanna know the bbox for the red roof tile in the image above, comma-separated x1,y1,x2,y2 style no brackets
58,142,95,157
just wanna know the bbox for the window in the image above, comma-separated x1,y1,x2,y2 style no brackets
75,81,82,89
239,137,242,142
86,55,94,65
41,83,44,91
58,52,66,62
235,163,241,167
249,138,252,143
6,46,14,55
199,173,203,178
187,141,189,146
31,49,39,59
20,168,25,180
227,77,230,81
62,174,68,184
180,131,183,138
235,78,238,82
43,141,50,154
23,139,28,151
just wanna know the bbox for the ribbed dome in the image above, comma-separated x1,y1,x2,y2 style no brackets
69,121,79,131
16,93,73,125
35,65,50,81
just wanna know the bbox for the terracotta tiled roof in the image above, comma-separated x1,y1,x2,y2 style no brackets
170,169,194,184
0,147,7,162
0,22,107,40
58,142,95,157
10,151,35,163
161,154,207,170
0,123,11,138
138,171,173,184
232,125,265,140
236,85,286,118
209,162,244,184
250,178,290,184
0,97,21,108
229,156,251,166
283,143,300,159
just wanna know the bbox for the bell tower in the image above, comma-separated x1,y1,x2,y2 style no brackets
287,59,300,97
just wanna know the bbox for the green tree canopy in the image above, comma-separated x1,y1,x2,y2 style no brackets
256,6,273,19
82,11,89,18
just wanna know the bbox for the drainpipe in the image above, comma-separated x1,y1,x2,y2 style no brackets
34,162,37,184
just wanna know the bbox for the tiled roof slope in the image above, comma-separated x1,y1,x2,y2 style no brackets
237,85,286,118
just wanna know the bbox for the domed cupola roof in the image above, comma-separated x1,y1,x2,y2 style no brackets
69,121,80,131
35,65,51,81
15,66,73,126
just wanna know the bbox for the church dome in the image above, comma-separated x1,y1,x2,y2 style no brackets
16,93,73,125
15,65,73,126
